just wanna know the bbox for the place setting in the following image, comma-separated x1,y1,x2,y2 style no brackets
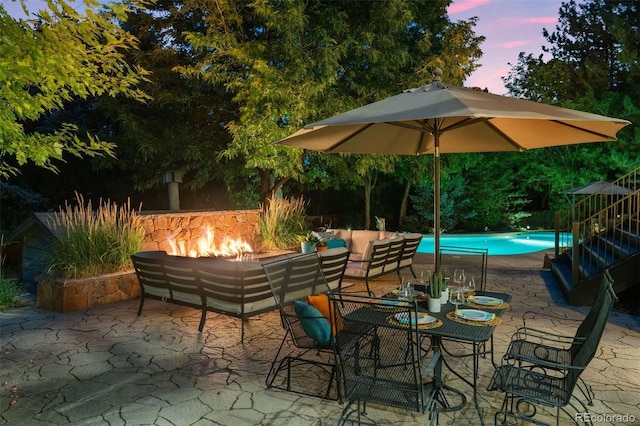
387,311,443,330
446,276,503,326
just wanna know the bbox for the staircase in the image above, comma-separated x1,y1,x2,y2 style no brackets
551,168,640,305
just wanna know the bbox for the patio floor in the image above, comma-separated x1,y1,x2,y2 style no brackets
1,251,639,425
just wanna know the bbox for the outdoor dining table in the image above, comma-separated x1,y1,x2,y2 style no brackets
385,289,512,425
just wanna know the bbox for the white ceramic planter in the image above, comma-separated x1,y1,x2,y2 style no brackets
428,297,441,313
440,288,448,304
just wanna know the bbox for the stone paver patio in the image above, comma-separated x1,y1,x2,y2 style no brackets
1,251,639,425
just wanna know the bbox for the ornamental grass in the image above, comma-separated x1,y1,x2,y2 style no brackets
258,196,309,250
47,193,144,279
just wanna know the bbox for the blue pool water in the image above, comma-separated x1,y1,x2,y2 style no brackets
417,232,572,256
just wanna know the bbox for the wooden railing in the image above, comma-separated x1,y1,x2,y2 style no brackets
555,167,640,287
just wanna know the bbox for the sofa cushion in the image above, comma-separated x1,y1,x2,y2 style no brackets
327,239,346,249
350,230,385,258
329,229,353,250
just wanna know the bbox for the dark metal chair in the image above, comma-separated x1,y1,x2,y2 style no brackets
329,293,440,425
317,247,350,292
488,271,617,426
438,245,488,291
502,269,615,407
397,233,422,279
262,253,340,401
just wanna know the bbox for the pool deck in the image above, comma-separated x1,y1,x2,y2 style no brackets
1,251,639,425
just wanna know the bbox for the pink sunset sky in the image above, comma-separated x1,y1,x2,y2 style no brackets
5,0,566,95
449,0,565,94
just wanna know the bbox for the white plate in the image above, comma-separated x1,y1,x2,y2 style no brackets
377,299,411,308
469,296,503,306
455,309,494,322
394,312,436,325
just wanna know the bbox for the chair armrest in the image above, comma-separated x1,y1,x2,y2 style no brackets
502,355,587,372
512,326,585,347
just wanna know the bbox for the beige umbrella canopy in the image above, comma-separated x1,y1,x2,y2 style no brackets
276,69,630,270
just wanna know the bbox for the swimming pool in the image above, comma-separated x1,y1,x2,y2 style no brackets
417,232,572,256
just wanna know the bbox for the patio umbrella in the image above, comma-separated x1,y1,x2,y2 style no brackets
275,69,630,270
563,180,632,195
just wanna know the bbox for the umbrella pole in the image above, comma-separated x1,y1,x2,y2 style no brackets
434,133,441,272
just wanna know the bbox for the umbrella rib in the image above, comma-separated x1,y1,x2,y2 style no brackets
484,120,525,151
553,119,618,140
325,124,374,152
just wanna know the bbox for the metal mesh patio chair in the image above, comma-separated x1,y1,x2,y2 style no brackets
488,271,617,426
501,269,614,406
329,293,440,425
318,247,350,292
262,253,340,401
438,245,488,291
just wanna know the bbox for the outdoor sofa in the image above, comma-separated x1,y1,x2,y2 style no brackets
327,229,423,295
130,247,349,340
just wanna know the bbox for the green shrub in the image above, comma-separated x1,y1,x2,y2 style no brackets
47,194,145,279
0,274,21,311
258,196,308,250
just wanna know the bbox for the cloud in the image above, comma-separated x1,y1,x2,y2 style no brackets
521,16,557,24
448,0,491,15
497,15,557,26
500,41,528,49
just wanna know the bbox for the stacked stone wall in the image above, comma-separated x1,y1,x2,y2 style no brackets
138,209,261,253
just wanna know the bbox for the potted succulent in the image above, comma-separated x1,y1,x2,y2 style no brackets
428,271,445,312
315,238,328,252
300,232,319,253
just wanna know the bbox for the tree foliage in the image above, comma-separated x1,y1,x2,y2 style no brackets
94,0,240,194
180,0,484,207
0,0,151,178
503,0,639,203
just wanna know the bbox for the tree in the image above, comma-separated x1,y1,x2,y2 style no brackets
503,0,639,203
180,0,484,208
0,0,151,178
94,1,244,199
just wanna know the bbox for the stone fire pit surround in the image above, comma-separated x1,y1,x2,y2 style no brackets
138,209,261,254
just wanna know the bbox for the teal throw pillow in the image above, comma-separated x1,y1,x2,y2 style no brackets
294,300,331,346
327,239,346,249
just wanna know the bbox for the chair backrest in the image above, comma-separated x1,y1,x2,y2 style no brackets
398,234,422,269
438,245,488,291
383,238,405,272
131,251,172,298
571,270,616,362
365,240,392,279
329,293,430,414
263,253,332,348
317,247,349,291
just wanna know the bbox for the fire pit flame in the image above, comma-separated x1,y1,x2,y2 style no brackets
167,228,253,258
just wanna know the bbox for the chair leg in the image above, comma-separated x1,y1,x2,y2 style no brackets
266,331,290,389
364,278,375,297
137,294,145,316
198,309,207,332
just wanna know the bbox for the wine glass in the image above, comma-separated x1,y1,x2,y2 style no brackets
400,276,412,299
468,276,476,292
449,287,463,311
453,269,465,287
